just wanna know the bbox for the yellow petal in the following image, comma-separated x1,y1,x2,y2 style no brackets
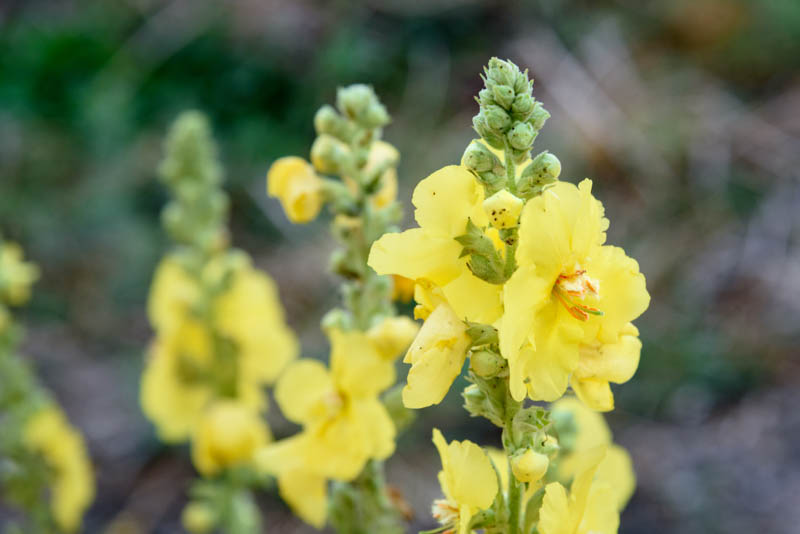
571,378,614,412
521,304,583,402
577,483,619,534
584,245,649,344
433,429,498,510
267,156,308,197
441,268,504,324
598,445,636,511
277,470,328,529
352,398,396,460
412,165,486,237
538,482,571,534
499,265,552,400
274,359,334,424
575,324,641,384
402,304,469,408
305,406,371,481
367,316,419,361
215,264,298,384
369,229,464,286
458,503,473,534
267,156,323,223
329,328,395,399
147,257,199,334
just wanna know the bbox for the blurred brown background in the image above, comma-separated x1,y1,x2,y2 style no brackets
1,0,799,532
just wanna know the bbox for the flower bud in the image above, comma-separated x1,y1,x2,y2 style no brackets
478,87,495,107
463,384,488,416
182,502,216,534
470,349,504,378
511,93,535,119
507,121,536,151
361,102,390,129
517,151,561,197
492,84,515,109
530,102,551,131
472,115,505,149
513,72,531,95
538,435,560,455
314,105,342,136
484,105,512,132
337,84,374,120
483,189,523,229
462,140,500,173
368,316,420,361
310,134,349,175
486,57,518,87
511,449,549,483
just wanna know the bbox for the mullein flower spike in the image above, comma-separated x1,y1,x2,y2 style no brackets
140,112,298,534
263,86,417,533
0,237,94,533
368,57,649,533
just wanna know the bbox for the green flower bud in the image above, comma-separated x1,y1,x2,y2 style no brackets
462,384,504,427
485,105,511,132
530,102,551,131
511,93,535,120
478,87,495,107
517,151,561,197
361,102,390,129
462,140,501,173
314,105,341,136
513,72,531,95
538,435,560,456
492,84,515,110
472,115,505,149
310,134,349,174
507,121,536,151
470,349,504,378
336,84,374,121
511,449,550,483
486,57,519,87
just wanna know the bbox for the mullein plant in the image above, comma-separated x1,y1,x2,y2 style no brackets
260,85,420,532
139,112,299,533
368,58,650,533
0,237,94,533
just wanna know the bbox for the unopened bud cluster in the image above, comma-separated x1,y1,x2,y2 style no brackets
311,84,392,181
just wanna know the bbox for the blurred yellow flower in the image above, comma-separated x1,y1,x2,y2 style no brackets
431,428,498,534
0,241,39,306
24,406,94,533
511,448,549,484
500,179,649,402
257,325,403,527
402,303,471,409
552,397,636,510
538,447,619,534
267,156,324,223
191,401,271,476
141,253,297,442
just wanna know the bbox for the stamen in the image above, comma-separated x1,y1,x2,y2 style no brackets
553,266,603,321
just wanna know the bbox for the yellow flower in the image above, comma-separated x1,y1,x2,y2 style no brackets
552,398,635,510
391,275,415,302
24,406,94,533
256,436,328,528
571,323,641,412
431,428,498,534
0,241,39,306
267,156,324,223
257,326,399,527
500,179,649,402
369,165,503,324
483,189,524,229
142,253,297,442
366,315,420,361
402,303,471,409
191,401,271,476
538,447,619,534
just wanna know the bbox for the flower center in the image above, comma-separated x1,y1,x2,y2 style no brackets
431,499,459,528
323,390,345,417
553,265,603,321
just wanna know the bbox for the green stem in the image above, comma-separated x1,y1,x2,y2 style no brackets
504,146,517,196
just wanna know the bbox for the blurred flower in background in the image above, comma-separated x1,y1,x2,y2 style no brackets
1,0,799,532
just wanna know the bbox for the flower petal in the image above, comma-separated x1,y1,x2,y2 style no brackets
412,165,486,236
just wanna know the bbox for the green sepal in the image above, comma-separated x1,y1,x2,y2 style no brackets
455,220,509,285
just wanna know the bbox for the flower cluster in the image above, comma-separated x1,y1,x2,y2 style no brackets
0,237,94,533
139,112,298,533
367,58,649,533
